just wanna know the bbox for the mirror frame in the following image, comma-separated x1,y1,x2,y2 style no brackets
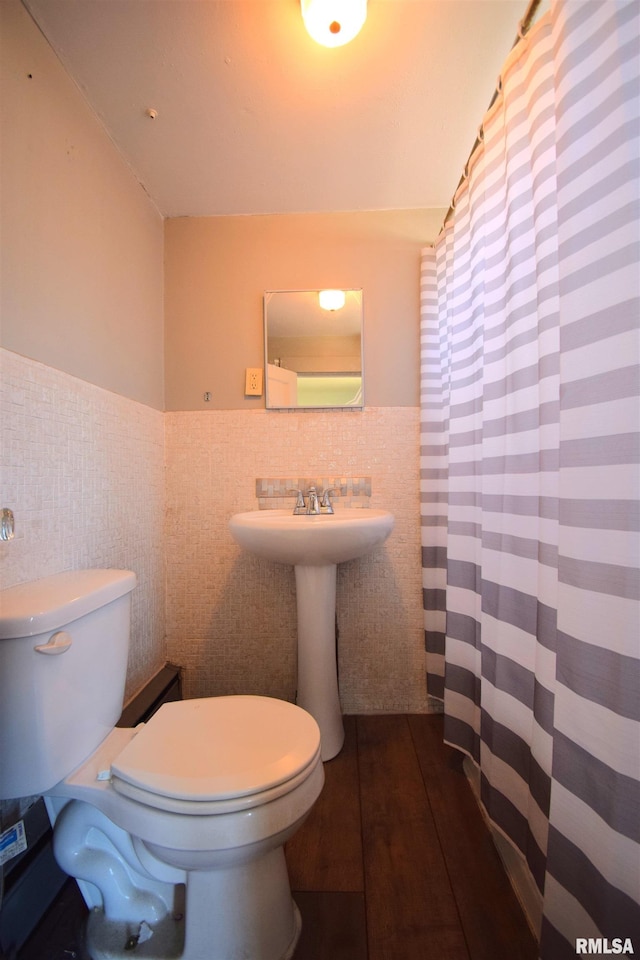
263,288,364,410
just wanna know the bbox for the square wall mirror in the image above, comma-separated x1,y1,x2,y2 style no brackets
264,289,363,409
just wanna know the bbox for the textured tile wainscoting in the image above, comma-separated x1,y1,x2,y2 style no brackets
0,352,429,725
0,349,167,702
165,408,429,714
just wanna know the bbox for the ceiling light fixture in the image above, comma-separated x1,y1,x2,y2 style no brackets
301,0,367,48
319,289,346,311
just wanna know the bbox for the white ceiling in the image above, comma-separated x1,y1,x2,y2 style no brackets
23,0,527,219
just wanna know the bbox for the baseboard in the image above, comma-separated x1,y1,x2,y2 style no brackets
462,756,543,940
117,662,183,727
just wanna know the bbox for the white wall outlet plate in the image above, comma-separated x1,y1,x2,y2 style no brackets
245,368,263,396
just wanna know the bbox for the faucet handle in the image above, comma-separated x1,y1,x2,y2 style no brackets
289,489,306,515
320,488,335,513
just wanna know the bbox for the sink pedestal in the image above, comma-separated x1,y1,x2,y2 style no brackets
294,564,344,761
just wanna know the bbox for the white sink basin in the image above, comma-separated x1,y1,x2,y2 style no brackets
229,508,394,567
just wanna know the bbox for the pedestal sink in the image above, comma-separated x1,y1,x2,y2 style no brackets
229,508,394,760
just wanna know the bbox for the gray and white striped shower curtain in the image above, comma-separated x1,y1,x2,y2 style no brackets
420,1,639,955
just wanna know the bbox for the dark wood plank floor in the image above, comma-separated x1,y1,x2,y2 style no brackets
16,715,538,960
288,715,537,960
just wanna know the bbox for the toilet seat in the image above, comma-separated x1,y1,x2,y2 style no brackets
110,696,322,814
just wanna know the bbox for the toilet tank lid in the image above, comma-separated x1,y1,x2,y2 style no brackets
0,569,137,639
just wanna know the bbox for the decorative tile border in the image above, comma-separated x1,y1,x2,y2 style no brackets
255,476,372,510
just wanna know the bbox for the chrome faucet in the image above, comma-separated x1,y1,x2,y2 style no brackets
306,486,321,515
290,485,335,515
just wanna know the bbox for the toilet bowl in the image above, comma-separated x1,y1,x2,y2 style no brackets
0,570,324,960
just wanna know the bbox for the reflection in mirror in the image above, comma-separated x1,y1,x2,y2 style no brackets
264,289,363,409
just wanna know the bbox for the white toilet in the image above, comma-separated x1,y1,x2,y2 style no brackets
0,569,324,960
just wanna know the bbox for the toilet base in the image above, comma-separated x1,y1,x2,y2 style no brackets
87,905,185,959
86,901,301,960
85,848,302,960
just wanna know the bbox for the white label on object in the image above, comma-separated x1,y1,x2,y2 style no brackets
0,820,27,865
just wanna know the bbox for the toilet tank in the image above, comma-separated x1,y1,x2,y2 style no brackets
0,569,136,799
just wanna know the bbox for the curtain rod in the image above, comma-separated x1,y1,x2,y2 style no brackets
439,0,543,234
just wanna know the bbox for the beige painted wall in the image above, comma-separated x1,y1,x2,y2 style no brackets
1,0,443,416
0,2,164,410
164,209,443,410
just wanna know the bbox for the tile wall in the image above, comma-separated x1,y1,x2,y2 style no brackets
165,408,429,714
0,350,431,721
0,349,166,702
